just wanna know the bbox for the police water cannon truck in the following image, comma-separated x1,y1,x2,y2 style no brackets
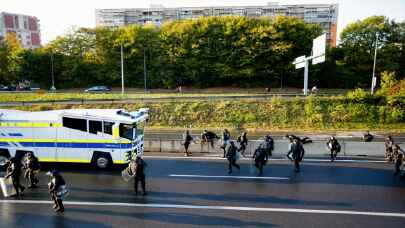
0,108,149,169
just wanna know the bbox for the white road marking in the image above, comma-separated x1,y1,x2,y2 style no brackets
1,200,405,218
144,155,386,163
169,174,290,180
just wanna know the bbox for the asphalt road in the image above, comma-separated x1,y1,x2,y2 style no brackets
1,157,405,228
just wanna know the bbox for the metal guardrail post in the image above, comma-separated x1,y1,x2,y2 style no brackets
159,138,162,152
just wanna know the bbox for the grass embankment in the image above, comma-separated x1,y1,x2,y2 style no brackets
0,88,349,102
8,95,405,133
0,92,266,102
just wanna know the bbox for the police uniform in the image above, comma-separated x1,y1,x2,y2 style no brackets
5,158,25,197
132,156,147,196
226,142,240,174
253,146,268,175
48,171,66,212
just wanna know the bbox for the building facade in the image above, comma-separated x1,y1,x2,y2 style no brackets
96,3,338,46
0,12,41,48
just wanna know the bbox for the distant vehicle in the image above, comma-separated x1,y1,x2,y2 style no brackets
0,108,149,169
0,85,16,91
30,83,41,91
85,86,111,92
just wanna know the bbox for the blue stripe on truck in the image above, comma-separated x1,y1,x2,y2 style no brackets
11,142,133,149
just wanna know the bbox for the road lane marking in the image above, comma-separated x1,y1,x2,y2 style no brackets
169,174,290,180
144,155,386,163
1,200,405,218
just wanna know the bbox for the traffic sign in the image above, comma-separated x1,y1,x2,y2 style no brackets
293,56,306,69
312,34,326,65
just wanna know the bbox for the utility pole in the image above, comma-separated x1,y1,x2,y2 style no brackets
50,52,56,91
143,47,147,93
371,32,378,95
121,44,125,96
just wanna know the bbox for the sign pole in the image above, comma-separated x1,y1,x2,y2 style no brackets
304,60,309,96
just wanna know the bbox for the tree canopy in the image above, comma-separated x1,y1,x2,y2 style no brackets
0,15,403,90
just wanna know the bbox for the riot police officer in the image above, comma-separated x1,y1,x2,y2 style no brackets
23,152,40,188
5,157,25,197
47,170,66,213
183,130,193,157
264,135,274,157
132,155,147,196
393,144,405,176
237,132,248,157
226,141,240,174
222,129,231,158
288,139,305,172
253,145,268,175
201,130,219,148
385,136,394,162
326,136,341,162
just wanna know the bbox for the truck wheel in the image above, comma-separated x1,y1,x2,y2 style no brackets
96,156,110,169
92,152,113,169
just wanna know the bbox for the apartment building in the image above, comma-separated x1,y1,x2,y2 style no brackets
96,3,338,46
0,12,41,48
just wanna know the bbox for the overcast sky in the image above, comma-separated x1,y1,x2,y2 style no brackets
1,0,405,44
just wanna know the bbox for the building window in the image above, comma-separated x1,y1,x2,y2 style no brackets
62,117,87,132
14,16,19,28
89,120,102,134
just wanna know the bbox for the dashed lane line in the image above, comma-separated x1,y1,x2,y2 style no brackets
144,155,386,163
1,200,405,218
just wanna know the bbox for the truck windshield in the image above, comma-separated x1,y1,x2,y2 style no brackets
119,124,135,140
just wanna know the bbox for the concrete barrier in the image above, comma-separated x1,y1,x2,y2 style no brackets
144,139,398,157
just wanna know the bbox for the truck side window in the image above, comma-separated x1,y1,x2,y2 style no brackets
62,117,87,132
89,120,102,134
103,121,114,135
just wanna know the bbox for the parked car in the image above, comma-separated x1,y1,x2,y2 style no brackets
84,86,112,92
0,85,16,91
30,83,41,91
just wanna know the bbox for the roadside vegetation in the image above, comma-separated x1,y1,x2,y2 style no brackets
10,81,405,133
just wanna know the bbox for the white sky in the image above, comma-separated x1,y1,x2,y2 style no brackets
1,0,405,44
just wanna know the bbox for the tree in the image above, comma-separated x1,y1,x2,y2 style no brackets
338,16,403,88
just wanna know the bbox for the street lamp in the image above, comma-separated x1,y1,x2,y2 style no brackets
371,32,378,95
50,52,56,91
143,45,147,93
121,44,125,96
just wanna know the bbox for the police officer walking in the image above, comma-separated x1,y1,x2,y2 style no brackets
237,132,248,157
264,135,274,157
47,170,66,213
393,144,405,176
326,136,341,162
23,152,40,188
287,139,305,173
133,154,147,196
221,129,231,158
385,136,394,162
253,145,268,175
5,157,25,197
183,130,193,157
226,141,240,174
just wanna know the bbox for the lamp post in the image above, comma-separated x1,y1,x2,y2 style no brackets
121,44,125,96
143,46,147,93
50,52,56,91
371,32,378,95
